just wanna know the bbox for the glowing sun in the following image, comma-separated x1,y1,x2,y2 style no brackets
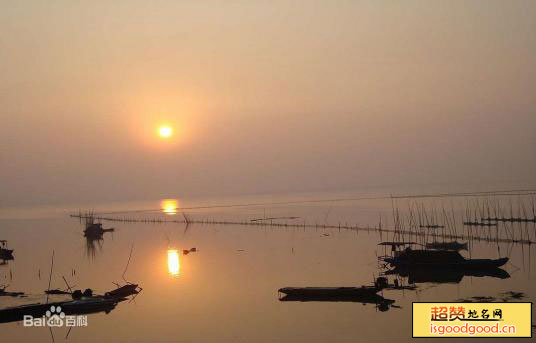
159,126,173,138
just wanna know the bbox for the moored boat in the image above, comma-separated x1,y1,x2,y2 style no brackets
279,292,395,311
278,277,388,299
0,296,122,323
383,248,508,269
60,296,120,315
84,223,114,238
0,240,14,260
385,265,510,284
278,286,379,298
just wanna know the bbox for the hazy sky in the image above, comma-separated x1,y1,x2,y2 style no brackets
1,1,535,207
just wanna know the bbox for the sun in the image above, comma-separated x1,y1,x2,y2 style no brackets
159,126,173,138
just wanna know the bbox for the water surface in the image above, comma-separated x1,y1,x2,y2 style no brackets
1,191,535,342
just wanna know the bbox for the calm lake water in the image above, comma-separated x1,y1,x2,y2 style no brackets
1,190,535,342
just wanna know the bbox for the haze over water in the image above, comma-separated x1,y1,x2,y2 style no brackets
0,190,535,342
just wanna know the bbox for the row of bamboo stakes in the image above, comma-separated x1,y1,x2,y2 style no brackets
389,196,536,246
70,195,536,246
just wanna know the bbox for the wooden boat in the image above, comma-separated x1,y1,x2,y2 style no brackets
60,297,120,315
278,287,397,312
0,296,121,323
278,276,389,298
84,223,114,238
278,286,379,298
0,287,24,297
0,303,50,323
384,249,508,269
279,292,394,308
45,289,72,295
385,265,510,284
0,240,14,260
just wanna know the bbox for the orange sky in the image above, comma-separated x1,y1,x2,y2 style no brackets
1,1,535,206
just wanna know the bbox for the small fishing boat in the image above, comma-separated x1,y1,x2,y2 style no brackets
279,292,395,311
278,286,379,298
0,240,14,260
385,265,510,284
278,281,397,312
0,296,122,323
60,296,120,315
278,277,388,299
384,248,508,269
45,289,72,295
84,223,114,238
0,303,50,323
0,286,24,297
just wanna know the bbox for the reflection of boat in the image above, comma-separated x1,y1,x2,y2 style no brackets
84,221,114,259
385,266,510,284
0,296,122,323
0,240,14,260
85,235,103,259
384,249,508,269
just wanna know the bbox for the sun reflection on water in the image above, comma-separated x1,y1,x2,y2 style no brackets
167,249,180,277
161,199,178,215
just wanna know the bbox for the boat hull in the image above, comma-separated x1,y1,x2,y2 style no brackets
279,293,391,304
278,286,378,298
385,257,509,269
0,249,14,259
385,266,510,284
0,297,120,323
